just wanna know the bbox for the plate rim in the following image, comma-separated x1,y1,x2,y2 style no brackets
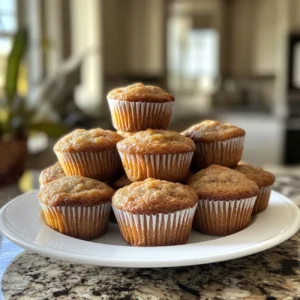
1,190,300,268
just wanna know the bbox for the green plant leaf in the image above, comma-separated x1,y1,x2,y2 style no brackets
29,121,66,138
5,28,28,104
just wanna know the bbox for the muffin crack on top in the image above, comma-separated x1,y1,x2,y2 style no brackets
182,120,245,142
107,83,174,102
54,128,123,152
188,165,259,200
117,129,196,154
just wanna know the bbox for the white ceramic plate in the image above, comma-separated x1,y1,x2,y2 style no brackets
0,190,300,268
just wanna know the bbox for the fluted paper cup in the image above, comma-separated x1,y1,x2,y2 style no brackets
118,151,194,182
193,137,245,170
40,202,111,240
55,148,122,181
113,205,197,246
107,98,174,132
193,197,256,236
252,185,272,215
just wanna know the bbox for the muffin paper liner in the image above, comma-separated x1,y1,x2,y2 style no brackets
107,99,174,132
113,205,197,246
40,202,111,240
193,197,256,236
193,136,245,169
55,148,122,181
118,151,194,182
252,185,272,215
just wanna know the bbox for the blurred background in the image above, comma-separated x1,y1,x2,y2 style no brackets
0,0,300,188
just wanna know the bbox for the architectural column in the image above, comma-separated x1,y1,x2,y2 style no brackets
44,0,71,76
274,0,291,118
26,0,43,106
70,0,103,116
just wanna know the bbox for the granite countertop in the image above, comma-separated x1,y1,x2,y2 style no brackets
0,171,300,300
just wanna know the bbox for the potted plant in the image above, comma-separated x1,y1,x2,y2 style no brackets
0,28,66,185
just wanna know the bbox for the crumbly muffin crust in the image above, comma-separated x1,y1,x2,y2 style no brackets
39,176,115,206
182,120,245,143
112,174,132,190
117,129,196,154
112,178,198,214
54,128,123,152
107,83,174,103
234,163,275,187
39,162,65,185
188,165,259,200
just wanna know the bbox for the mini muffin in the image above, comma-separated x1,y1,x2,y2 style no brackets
54,128,123,181
188,165,259,236
38,176,115,240
112,178,198,246
112,174,132,190
182,120,245,170
117,129,196,182
107,83,174,132
39,162,65,187
234,163,275,215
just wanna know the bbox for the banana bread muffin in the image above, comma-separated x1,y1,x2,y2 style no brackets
54,128,123,181
117,129,196,182
39,162,65,187
234,163,275,215
107,83,174,132
112,178,198,246
39,175,115,240
182,120,245,170
188,165,259,236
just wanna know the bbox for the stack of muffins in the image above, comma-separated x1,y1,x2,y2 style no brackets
38,83,275,246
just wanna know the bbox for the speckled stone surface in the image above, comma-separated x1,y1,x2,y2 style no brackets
1,172,300,300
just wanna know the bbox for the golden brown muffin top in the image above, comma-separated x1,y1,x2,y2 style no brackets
112,178,198,214
116,130,135,138
107,83,174,103
188,165,259,200
234,163,275,187
39,162,65,186
182,120,245,143
117,129,196,154
112,174,132,190
54,128,123,152
38,176,115,206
